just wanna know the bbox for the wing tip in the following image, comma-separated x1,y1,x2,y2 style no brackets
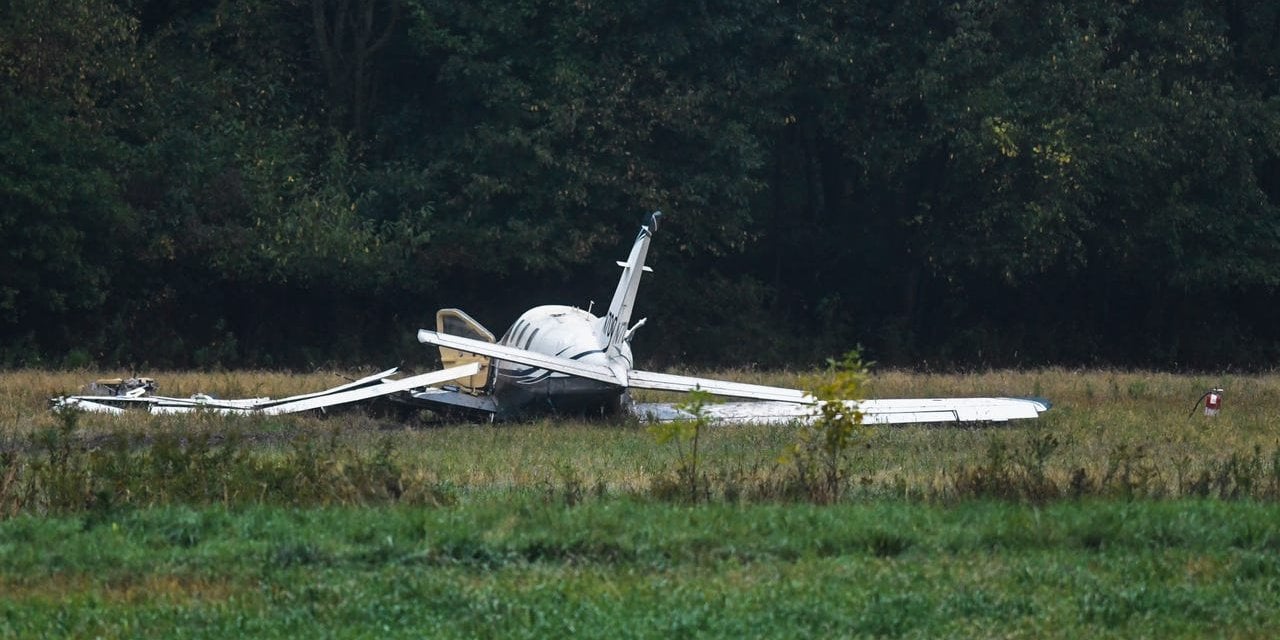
1021,396,1052,412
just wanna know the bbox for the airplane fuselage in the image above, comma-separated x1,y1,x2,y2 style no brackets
491,305,633,416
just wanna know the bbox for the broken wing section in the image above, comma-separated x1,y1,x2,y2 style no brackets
253,364,481,415
625,369,811,403
855,397,1049,424
52,364,481,416
632,396,1051,425
630,400,812,424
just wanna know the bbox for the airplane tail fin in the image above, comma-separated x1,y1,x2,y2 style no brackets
600,211,660,353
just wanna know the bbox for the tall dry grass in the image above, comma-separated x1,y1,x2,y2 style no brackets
0,367,396,438
2,367,1279,508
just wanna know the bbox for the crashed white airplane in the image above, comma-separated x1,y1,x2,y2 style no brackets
53,212,1049,425
412,212,1047,424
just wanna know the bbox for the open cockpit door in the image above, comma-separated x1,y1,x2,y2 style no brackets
435,308,495,394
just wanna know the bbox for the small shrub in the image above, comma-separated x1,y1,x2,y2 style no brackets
0,450,23,517
31,407,91,512
648,388,715,503
951,438,1013,500
949,434,1064,502
1101,444,1162,498
862,530,915,558
784,350,870,504
555,464,584,507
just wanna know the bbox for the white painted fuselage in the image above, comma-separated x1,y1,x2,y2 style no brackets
491,305,633,415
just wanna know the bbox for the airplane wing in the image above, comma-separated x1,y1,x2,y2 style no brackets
632,397,1050,425
419,330,814,402
55,394,270,413
251,367,403,408
241,364,481,415
417,330,1048,425
625,369,811,403
417,330,623,385
52,367,405,413
625,370,1048,423
52,364,480,416
56,398,129,414
855,397,1049,424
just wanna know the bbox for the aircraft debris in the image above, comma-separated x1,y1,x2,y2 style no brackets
51,365,479,416
79,377,158,397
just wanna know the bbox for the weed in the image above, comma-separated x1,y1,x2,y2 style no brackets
861,529,915,557
947,434,1066,502
647,388,715,503
269,541,329,569
1068,467,1093,498
555,464,584,507
1101,444,1162,499
784,350,870,504
29,408,90,512
1011,433,1062,502
0,450,22,517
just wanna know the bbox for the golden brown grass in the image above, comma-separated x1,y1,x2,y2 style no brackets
0,573,242,606
0,367,394,438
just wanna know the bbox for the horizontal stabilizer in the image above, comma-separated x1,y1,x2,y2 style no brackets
615,261,654,273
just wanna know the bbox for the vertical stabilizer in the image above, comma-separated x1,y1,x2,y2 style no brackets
600,211,660,353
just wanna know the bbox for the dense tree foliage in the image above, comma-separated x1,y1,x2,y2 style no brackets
2,0,1278,369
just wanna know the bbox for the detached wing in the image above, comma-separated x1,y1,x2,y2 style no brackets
250,367,403,409
631,400,812,424
856,397,1049,424
633,396,1050,425
253,364,481,415
52,364,481,416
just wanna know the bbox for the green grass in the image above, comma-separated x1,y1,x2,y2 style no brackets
1,500,1278,638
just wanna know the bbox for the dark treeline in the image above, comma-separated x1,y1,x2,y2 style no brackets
2,0,1279,371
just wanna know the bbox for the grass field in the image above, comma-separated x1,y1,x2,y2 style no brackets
5,367,1278,501
2,500,1279,637
2,367,1280,636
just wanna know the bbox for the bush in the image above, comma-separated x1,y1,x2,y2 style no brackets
783,350,871,504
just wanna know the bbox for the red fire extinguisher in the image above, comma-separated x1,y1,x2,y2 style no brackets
1188,388,1224,418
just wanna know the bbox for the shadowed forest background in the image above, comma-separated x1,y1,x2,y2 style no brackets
2,0,1278,370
